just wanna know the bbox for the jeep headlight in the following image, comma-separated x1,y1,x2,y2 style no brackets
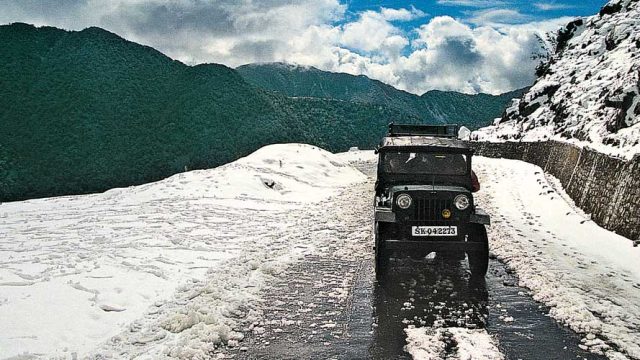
454,194,470,210
396,194,412,209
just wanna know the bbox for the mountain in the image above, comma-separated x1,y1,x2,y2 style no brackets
0,23,420,202
237,62,527,130
236,63,427,118
421,89,527,129
473,0,640,159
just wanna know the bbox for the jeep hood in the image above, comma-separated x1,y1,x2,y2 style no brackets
388,185,470,195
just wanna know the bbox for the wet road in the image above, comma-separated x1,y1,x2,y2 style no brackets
224,254,605,359
219,159,607,359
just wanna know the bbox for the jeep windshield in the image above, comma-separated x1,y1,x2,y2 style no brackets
382,151,468,176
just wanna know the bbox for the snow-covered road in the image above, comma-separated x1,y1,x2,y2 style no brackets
1,146,638,359
474,157,640,360
403,156,640,360
0,144,366,358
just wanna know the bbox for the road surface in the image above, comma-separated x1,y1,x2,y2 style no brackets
2,146,638,359
219,155,627,359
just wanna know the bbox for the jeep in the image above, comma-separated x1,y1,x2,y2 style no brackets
374,123,490,280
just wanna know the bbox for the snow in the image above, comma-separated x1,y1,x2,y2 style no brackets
334,149,378,163
2,145,640,359
405,327,503,360
346,151,639,360
474,156,640,359
402,154,640,360
473,0,640,160
458,126,471,141
0,144,365,359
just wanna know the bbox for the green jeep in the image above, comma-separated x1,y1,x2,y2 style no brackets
374,124,490,281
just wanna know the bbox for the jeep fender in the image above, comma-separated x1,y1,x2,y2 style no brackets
470,207,491,225
375,208,396,223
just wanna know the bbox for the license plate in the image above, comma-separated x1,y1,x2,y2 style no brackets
412,226,458,237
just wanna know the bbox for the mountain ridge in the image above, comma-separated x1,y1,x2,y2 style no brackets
236,62,527,129
0,23,524,201
0,23,421,201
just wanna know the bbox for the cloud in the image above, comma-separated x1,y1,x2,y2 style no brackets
468,8,534,26
340,10,403,53
380,6,427,21
0,0,346,66
0,1,574,95
437,0,508,7
533,2,574,11
384,16,551,94
287,15,559,95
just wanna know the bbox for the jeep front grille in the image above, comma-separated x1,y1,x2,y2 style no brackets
414,198,453,221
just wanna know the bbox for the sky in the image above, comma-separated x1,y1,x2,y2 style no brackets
0,0,609,95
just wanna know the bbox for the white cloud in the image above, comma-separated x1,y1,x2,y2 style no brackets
0,1,575,95
534,2,574,11
287,14,561,95
437,0,508,7
0,0,347,67
380,6,427,21
468,8,533,26
388,16,550,94
413,15,471,47
340,10,401,53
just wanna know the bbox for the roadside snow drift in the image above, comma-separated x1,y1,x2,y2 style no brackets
404,156,640,360
0,144,366,359
474,157,640,360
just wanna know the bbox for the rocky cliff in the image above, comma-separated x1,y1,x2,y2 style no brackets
473,0,640,159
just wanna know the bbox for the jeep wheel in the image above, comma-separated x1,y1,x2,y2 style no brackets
467,224,489,278
438,251,464,266
374,222,388,281
375,247,388,281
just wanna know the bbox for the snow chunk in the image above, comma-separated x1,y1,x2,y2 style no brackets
405,327,504,360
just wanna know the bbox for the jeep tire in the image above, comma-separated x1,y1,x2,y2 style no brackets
467,224,489,278
374,222,388,281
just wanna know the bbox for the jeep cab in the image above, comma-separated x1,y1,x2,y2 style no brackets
374,123,490,280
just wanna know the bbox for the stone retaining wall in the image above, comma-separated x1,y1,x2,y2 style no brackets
468,141,639,241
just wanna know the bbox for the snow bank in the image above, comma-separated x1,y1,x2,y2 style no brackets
473,0,640,159
475,156,640,359
334,149,378,164
0,144,365,359
102,143,364,208
405,327,503,360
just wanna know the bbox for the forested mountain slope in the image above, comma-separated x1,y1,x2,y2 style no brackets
0,23,418,201
237,62,526,129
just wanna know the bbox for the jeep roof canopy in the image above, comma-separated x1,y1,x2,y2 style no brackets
378,123,472,154
379,136,471,152
387,123,459,138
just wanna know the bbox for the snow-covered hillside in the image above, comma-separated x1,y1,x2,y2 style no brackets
473,0,640,159
0,144,366,359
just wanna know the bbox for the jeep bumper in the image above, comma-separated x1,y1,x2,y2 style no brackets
383,240,485,251
375,207,490,225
